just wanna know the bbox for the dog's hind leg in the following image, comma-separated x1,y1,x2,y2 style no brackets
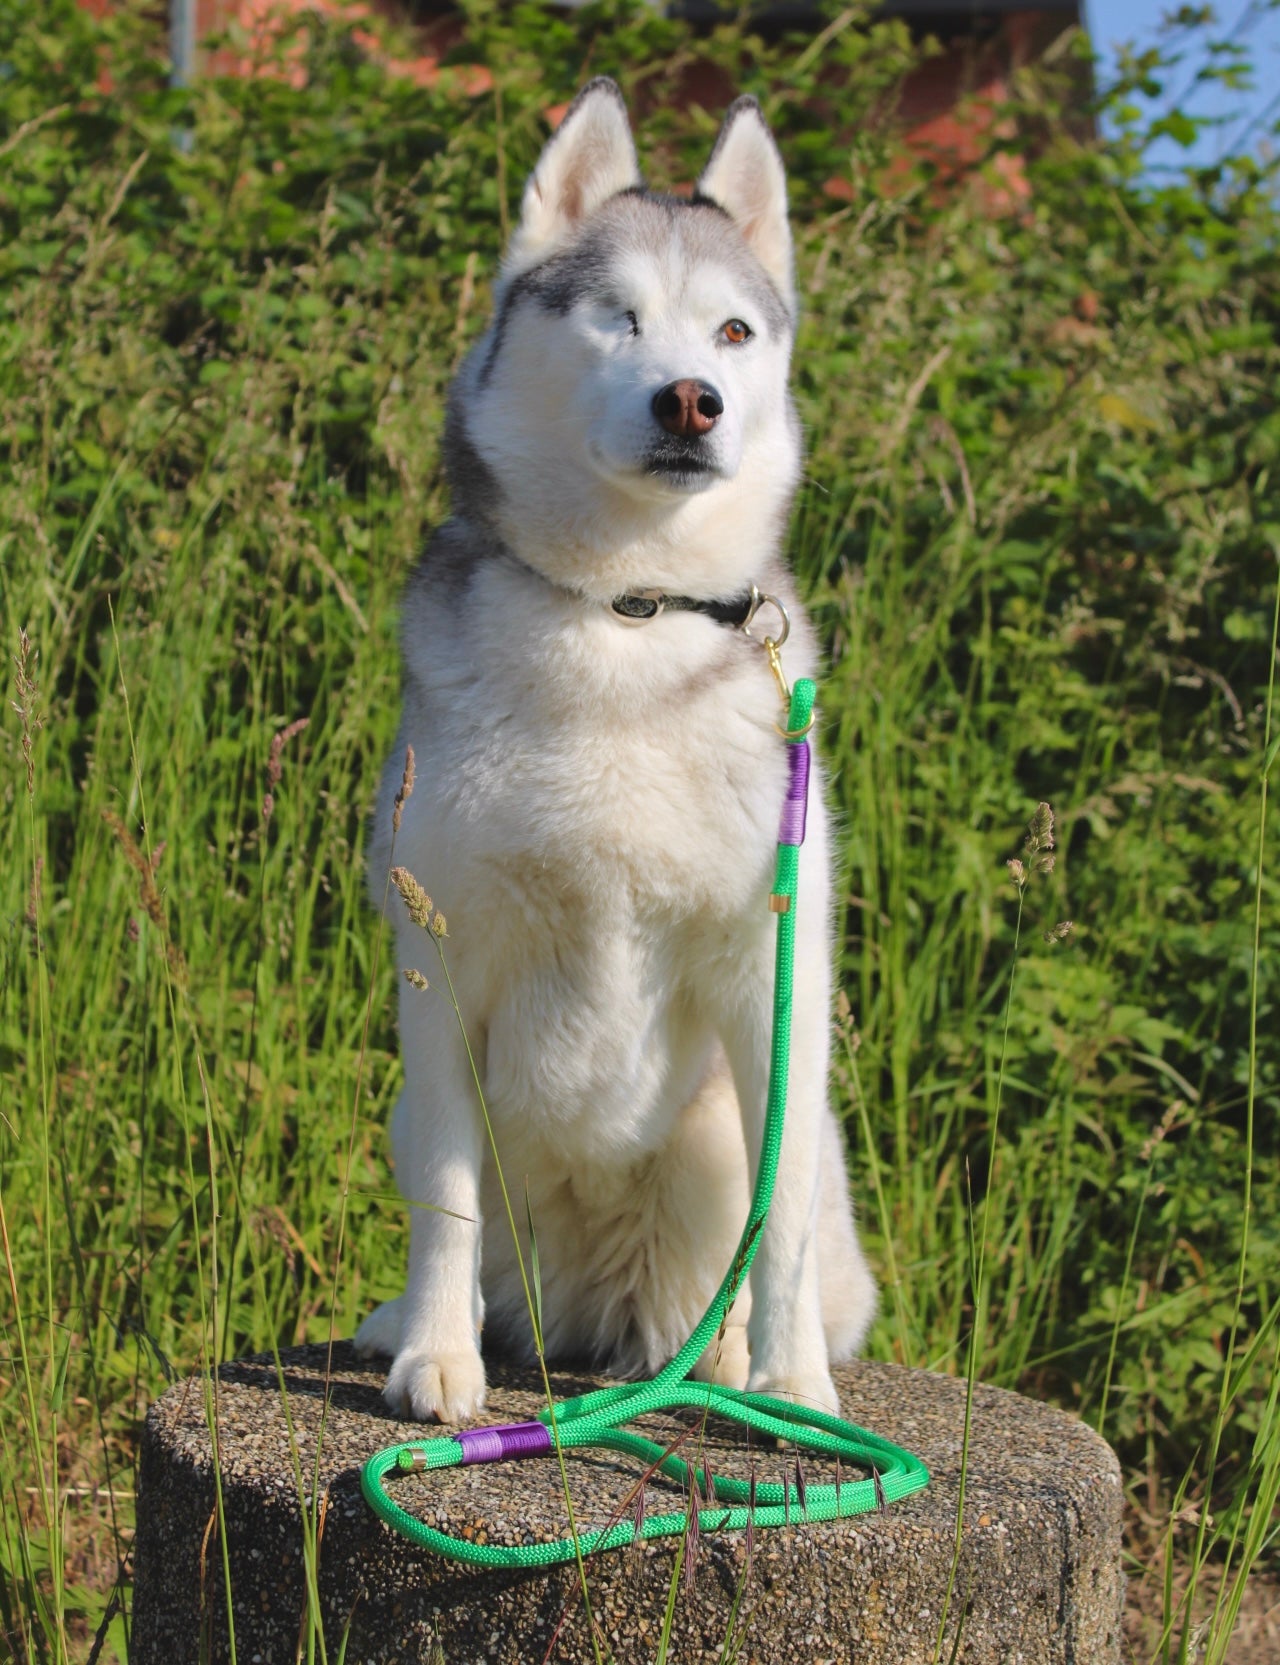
815,1105,877,1361
678,1063,753,1390
632,1059,752,1388
690,1312,751,1391
354,1292,404,1360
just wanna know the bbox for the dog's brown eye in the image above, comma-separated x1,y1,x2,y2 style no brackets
721,319,751,344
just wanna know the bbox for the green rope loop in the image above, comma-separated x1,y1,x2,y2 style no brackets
362,677,929,1564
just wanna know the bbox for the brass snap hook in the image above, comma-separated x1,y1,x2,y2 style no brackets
765,638,791,707
763,626,815,740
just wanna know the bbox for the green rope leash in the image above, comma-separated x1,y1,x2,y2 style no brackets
361,678,929,1566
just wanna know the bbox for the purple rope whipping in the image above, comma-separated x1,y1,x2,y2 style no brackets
777,739,810,847
455,1422,553,1465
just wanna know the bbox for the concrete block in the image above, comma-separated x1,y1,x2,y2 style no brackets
131,1343,1123,1663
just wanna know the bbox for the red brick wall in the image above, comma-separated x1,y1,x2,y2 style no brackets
76,0,1084,205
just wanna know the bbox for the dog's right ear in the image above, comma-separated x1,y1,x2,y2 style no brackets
505,79,640,275
696,98,794,316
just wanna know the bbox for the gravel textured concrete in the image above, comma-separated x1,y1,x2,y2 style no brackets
131,1343,1123,1664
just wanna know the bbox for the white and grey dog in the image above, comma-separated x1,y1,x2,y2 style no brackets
355,79,876,1423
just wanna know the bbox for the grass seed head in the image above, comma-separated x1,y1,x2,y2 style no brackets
393,744,416,834
12,628,43,796
682,1467,702,1591
263,716,309,822
724,1216,763,1306
266,717,309,787
627,1479,648,1576
1141,1099,1187,1162
1009,802,1060,892
1043,919,1074,945
1026,801,1055,855
391,866,433,930
102,809,188,984
24,855,43,932
403,967,429,991
102,810,166,930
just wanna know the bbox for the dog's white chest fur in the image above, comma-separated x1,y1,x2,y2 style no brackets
393,591,785,1161
354,79,876,1424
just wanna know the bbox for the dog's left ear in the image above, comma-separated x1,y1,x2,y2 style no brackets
506,79,641,276
696,98,794,316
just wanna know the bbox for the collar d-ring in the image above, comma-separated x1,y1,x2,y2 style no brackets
741,586,791,649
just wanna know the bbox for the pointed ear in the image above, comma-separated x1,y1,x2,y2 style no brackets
696,97,794,314
506,79,641,274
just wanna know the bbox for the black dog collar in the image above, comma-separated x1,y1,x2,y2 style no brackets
610,589,758,629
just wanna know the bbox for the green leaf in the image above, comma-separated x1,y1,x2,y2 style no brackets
72,438,106,470
1153,110,1201,149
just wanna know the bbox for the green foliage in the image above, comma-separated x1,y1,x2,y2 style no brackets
0,0,1277,1657
792,90,1280,1479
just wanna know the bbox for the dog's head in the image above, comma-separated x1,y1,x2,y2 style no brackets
449,80,801,597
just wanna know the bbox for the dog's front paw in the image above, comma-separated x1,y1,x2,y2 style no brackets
383,1346,487,1423
749,1368,841,1421
354,1296,404,1360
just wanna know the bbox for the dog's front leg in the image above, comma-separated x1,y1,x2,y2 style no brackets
718,832,840,1418
357,988,487,1423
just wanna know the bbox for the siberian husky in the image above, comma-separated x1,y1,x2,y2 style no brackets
355,79,876,1423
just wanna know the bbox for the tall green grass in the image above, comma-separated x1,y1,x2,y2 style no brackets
1,2,1277,1659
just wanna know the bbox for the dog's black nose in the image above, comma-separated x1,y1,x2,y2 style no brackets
652,380,724,438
